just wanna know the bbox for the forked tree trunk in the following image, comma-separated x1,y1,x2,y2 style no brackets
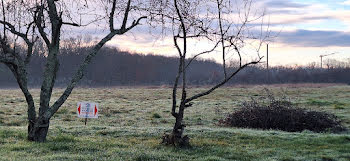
27,118,50,142
172,106,184,138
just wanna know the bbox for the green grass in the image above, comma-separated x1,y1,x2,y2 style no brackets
0,85,350,160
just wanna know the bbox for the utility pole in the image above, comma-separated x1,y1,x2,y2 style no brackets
266,43,269,83
267,44,269,71
320,52,337,68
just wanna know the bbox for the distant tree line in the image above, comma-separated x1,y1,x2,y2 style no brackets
1,44,350,87
0,43,222,87
230,65,350,84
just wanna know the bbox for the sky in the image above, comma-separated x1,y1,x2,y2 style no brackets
104,0,350,67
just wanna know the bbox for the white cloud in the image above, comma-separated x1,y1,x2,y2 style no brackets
342,0,350,5
262,1,350,32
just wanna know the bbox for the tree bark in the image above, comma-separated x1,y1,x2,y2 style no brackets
172,106,185,138
162,104,189,147
27,118,50,142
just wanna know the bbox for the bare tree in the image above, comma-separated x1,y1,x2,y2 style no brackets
0,0,147,142
158,0,270,146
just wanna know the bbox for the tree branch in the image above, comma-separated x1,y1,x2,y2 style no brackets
5,63,36,124
0,39,23,62
62,21,80,27
184,40,220,70
39,0,63,117
184,57,263,104
46,15,146,119
109,0,117,32
24,40,36,66
0,20,31,44
34,6,51,46
45,30,117,119
171,55,182,117
122,16,147,33
121,0,132,30
173,36,182,57
217,0,227,79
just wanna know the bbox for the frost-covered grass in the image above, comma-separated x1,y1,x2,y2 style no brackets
0,85,349,160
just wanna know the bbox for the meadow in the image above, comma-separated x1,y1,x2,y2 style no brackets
0,84,349,161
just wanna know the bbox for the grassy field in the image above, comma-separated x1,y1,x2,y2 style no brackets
0,84,349,160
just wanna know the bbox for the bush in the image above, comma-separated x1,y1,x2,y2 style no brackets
219,89,345,133
152,113,162,119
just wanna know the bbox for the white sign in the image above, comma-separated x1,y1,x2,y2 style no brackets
77,102,99,118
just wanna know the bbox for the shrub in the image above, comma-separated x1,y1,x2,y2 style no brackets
152,113,162,119
219,89,346,133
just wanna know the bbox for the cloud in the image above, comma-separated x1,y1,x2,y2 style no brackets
265,0,309,8
276,29,350,47
262,0,310,15
266,15,333,26
342,0,350,5
257,1,350,31
260,1,332,25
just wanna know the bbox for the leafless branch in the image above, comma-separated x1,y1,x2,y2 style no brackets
121,0,132,30
0,20,31,44
34,5,50,46
109,0,117,31
184,56,263,104
62,21,80,26
47,3,147,119
184,40,220,70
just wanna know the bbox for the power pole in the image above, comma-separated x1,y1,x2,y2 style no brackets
267,43,269,83
267,44,269,71
320,52,337,68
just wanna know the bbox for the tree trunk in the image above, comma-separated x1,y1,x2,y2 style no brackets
27,118,50,142
162,105,190,147
172,110,185,138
